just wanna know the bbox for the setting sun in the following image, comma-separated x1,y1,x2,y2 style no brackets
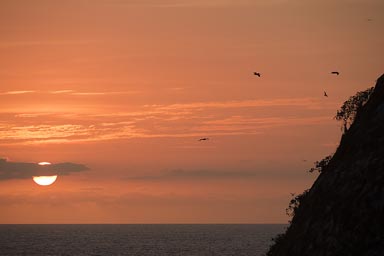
32,175,58,186
38,162,52,166
33,162,57,186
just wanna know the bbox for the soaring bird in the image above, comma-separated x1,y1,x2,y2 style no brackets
254,72,261,77
324,91,328,97
198,138,209,141
331,71,340,75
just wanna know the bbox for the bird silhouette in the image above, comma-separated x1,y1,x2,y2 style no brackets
331,71,339,75
198,138,209,141
254,72,261,77
324,91,328,97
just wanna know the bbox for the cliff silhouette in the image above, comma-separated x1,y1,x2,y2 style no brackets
268,74,384,256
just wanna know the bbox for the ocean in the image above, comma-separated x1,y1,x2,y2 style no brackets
0,224,286,256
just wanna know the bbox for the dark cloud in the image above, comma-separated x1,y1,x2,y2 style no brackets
126,168,311,181
127,169,266,180
0,158,89,181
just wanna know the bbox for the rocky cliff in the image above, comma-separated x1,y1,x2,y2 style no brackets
267,74,384,256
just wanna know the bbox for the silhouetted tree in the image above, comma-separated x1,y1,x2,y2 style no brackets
335,87,374,132
286,189,309,217
309,154,333,173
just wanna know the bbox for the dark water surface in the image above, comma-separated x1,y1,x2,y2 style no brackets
0,224,285,256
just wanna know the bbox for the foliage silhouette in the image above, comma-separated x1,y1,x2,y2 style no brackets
308,154,333,173
286,189,310,217
335,87,374,132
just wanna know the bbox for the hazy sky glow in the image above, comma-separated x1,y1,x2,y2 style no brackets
0,0,383,223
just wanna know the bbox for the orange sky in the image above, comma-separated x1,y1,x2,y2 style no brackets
0,0,383,223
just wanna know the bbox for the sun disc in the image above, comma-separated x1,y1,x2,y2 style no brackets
33,175,58,186
38,162,51,165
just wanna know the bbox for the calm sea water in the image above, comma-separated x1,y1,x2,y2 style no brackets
0,224,285,256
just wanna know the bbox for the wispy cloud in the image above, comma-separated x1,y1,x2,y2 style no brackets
154,0,253,8
127,169,260,180
70,91,139,96
0,158,89,181
0,97,335,145
99,0,280,8
0,90,35,95
198,116,330,131
0,90,139,96
50,90,75,94
0,40,97,48
0,124,90,140
126,168,306,181
149,98,333,110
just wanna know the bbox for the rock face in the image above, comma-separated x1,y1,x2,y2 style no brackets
267,74,384,256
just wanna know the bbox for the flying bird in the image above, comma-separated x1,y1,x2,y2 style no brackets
198,138,209,141
331,71,340,75
324,91,328,97
254,72,261,77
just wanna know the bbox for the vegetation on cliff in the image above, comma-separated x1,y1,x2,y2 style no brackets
335,86,374,132
267,74,384,256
